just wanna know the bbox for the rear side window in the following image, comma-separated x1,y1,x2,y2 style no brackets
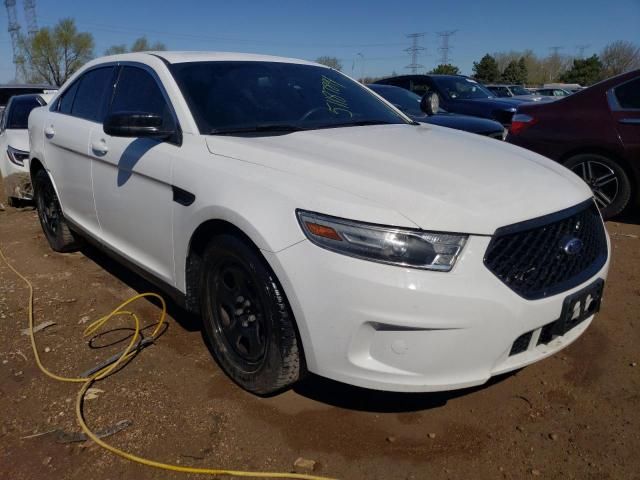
110,66,174,127
6,96,42,129
615,78,640,109
57,81,80,114
70,67,116,122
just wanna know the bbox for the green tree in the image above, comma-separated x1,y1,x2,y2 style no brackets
559,55,603,85
429,64,460,75
19,18,94,86
472,54,499,83
104,36,166,55
517,57,528,84
315,56,343,70
501,59,527,84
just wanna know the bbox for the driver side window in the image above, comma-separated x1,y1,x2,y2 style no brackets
109,66,175,129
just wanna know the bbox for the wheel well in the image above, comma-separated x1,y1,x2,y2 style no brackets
560,147,637,200
184,220,258,314
29,157,45,179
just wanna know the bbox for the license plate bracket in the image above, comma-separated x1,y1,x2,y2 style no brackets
539,279,604,344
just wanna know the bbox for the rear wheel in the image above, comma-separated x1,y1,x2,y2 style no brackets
33,169,81,252
200,234,304,395
564,153,632,220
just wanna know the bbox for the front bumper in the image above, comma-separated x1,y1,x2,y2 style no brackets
265,234,610,392
1,161,32,200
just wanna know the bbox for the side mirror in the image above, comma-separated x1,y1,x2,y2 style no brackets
104,112,174,139
420,92,439,116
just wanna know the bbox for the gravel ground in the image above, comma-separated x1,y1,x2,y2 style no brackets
0,203,639,480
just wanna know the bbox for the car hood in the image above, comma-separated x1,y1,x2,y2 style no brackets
465,97,527,109
420,113,504,134
205,124,591,235
3,129,30,152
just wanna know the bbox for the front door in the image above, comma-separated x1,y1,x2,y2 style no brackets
90,65,180,285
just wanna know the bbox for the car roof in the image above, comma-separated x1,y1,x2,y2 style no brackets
98,51,324,67
7,92,55,104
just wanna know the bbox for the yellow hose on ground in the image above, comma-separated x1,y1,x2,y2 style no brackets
0,245,336,480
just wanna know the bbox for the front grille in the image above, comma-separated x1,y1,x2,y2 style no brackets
484,200,608,300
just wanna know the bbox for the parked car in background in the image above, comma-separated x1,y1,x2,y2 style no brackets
29,52,609,395
534,87,572,97
507,70,640,219
368,84,505,139
375,74,532,125
485,84,549,103
0,92,55,205
544,83,583,94
0,84,57,111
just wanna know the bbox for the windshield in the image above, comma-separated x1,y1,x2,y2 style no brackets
170,61,409,134
6,96,42,129
433,77,494,100
509,85,530,96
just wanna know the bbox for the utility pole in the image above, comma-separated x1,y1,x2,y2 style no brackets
357,52,365,83
549,46,563,56
436,30,458,65
404,32,425,74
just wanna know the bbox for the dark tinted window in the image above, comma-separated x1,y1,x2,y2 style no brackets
409,78,433,96
381,77,411,90
0,87,47,106
6,96,43,129
57,81,79,114
110,66,174,127
71,67,115,122
615,78,640,109
171,61,407,133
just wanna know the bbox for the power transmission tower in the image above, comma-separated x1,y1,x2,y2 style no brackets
4,0,21,80
549,46,563,56
23,0,38,35
575,44,590,58
436,30,457,65
404,32,425,74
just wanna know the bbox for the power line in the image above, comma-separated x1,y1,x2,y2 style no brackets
436,30,457,65
404,32,425,74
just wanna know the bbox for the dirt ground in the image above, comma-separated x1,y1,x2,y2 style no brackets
0,203,639,480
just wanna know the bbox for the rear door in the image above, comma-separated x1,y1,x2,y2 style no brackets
89,64,180,284
610,77,640,165
44,66,117,236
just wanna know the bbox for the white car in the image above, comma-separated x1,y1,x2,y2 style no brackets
28,52,610,394
0,92,55,204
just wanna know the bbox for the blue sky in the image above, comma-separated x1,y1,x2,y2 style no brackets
1,0,639,82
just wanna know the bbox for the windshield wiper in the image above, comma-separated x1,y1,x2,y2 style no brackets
209,124,306,135
315,120,403,130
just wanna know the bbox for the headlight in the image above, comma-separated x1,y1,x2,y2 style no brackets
7,146,29,167
296,210,467,271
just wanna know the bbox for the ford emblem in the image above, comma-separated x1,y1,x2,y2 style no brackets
562,237,584,255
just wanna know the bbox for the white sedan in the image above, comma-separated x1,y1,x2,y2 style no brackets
28,52,610,394
0,92,55,205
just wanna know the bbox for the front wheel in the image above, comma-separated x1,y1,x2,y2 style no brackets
564,153,632,220
33,169,81,252
200,234,304,395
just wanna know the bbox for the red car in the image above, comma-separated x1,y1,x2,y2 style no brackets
507,70,640,219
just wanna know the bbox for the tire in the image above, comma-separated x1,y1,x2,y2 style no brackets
563,153,632,220
200,234,304,395
33,169,81,252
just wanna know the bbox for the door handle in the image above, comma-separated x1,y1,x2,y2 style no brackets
44,126,55,139
91,140,109,156
619,118,640,125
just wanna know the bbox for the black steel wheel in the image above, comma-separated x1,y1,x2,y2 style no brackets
33,169,81,252
564,153,632,220
200,234,304,395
